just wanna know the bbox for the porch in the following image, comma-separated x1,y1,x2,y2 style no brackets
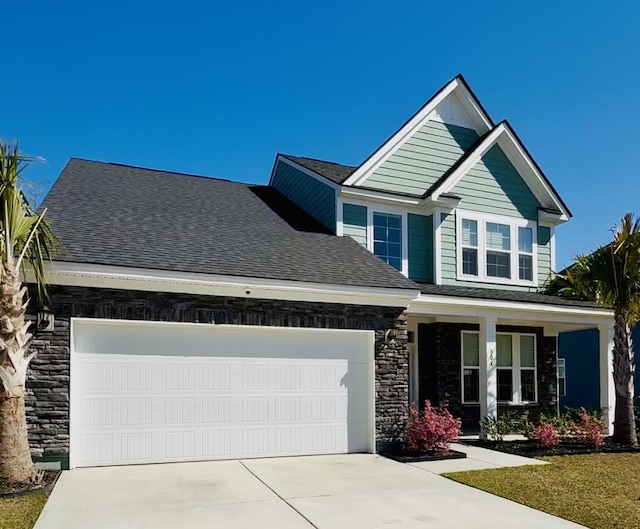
406,286,614,433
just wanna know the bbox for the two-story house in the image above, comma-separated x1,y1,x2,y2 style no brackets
28,75,612,471
269,75,614,430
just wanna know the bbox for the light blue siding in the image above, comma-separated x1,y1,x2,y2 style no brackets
362,122,479,196
451,145,540,220
440,212,552,291
408,214,433,282
271,161,336,231
342,203,367,247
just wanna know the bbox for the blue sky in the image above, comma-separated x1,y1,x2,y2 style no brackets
4,1,639,269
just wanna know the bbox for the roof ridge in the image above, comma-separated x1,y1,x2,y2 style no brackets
281,154,358,169
68,157,249,186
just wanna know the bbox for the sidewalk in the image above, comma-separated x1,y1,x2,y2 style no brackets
409,443,547,474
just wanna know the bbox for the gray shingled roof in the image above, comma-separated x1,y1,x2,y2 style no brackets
416,282,603,308
281,155,357,185
43,159,418,291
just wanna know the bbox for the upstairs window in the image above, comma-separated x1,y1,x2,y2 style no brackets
372,212,403,272
456,211,537,286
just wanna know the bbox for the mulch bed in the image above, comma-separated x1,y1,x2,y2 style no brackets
463,438,640,458
0,470,60,498
382,448,467,463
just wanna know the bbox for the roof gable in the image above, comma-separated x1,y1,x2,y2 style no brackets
343,75,493,188
430,122,571,219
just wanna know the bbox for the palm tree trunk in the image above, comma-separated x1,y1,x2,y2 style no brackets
0,264,38,484
611,312,638,446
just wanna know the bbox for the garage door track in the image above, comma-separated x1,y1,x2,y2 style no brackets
35,455,585,528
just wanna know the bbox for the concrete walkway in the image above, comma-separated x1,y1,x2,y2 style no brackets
35,454,582,529
409,442,548,474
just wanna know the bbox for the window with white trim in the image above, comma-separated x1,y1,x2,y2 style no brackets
557,358,566,397
457,212,537,286
496,333,537,403
462,332,480,403
372,212,403,272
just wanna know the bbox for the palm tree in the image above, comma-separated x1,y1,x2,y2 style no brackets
0,142,56,485
547,213,638,446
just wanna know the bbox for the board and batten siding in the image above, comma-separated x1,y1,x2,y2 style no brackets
440,212,552,291
342,203,367,247
450,145,540,220
360,121,479,196
408,214,433,282
271,161,336,231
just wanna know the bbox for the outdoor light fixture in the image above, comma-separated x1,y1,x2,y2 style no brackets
37,306,54,332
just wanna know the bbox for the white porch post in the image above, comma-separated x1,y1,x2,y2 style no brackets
480,316,498,428
598,324,615,435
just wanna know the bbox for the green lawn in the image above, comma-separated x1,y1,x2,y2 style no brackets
0,493,47,529
445,453,640,529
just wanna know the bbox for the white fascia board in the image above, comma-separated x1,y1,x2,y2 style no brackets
408,293,613,325
339,186,423,207
41,262,419,308
431,123,571,222
271,155,342,192
499,127,570,221
338,187,459,215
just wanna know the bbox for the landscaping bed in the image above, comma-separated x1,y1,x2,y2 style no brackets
383,448,466,463
463,437,640,458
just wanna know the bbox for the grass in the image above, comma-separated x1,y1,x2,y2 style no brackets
444,453,640,529
0,493,47,529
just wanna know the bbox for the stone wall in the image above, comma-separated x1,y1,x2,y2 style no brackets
417,322,558,432
26,285,407,462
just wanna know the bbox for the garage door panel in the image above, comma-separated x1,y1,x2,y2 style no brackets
72,321,374,467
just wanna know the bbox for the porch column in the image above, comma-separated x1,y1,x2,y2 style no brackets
480,316,498,424
598,324,615,435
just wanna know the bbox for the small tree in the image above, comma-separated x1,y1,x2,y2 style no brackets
0,142,56,484
547,213,638,446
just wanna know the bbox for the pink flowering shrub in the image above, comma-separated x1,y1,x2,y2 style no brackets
574,407,605,448
404,400,461,453
531,422,559,448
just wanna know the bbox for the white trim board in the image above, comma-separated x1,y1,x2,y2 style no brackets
39,262,419,308
430,122,571,222
343,75,493,187
408,293,612,326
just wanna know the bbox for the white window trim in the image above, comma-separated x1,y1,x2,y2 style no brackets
455,210,538,287
557,357,566,397
496,332,538,404
366,206,409,277
461,330,481,404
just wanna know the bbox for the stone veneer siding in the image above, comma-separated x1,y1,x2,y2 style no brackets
418,322,557,431
26,285,408,463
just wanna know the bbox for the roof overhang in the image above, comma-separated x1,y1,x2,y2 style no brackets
36,262,419,308
408,292,612,330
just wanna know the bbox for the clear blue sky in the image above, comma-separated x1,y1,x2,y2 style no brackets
4,1,639,269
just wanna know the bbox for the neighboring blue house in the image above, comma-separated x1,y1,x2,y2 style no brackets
29,74,615,469
559,327,640,410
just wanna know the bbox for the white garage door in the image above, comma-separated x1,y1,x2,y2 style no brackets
70,319,374,468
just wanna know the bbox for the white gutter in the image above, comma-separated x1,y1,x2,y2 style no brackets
38,262,419,308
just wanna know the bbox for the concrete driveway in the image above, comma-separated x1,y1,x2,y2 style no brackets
35,455,585,529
